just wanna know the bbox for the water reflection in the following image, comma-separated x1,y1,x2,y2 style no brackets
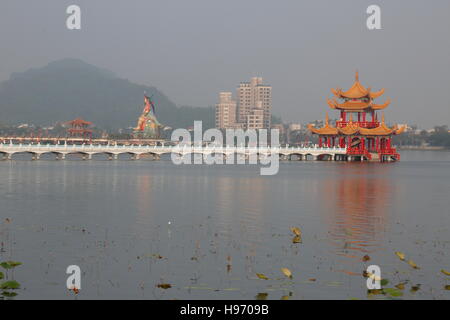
322,164,397,261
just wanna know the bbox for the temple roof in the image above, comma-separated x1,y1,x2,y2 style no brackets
331,71,385,100
308,113,405,136
307,113,338,135
327,98,391,111
65,118,93,126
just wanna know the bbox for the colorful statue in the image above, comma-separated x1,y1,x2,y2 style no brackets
134,95,163,139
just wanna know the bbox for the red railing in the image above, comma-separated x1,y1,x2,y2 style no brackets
336,121,379,128
347,146,400,161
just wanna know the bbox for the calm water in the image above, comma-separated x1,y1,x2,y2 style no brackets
0,150,449,300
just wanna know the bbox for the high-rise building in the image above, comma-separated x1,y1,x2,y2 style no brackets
237,77,272,129
245,105,264,130
215,92,237,129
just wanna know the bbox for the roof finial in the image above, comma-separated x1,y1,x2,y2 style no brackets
325,112,329,125
381,112,385,124
355,70,359,82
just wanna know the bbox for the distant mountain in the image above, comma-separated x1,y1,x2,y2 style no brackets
0,58,214,129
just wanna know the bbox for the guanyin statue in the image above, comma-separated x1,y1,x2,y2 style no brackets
134,95,163,139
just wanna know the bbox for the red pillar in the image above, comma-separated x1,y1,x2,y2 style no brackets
319,137,322,148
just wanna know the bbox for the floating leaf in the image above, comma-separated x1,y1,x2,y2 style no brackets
281,268,293,279
410,284,421,293
292,236,302,244
0,261,22,269
367,289,383,295
395,282,406,290
441,269,450,276
290,227,301,236
395,252,405,261
365,271,381,281
70,287,80,294
362,255,371,262
256,292,268,300
281,295,290,300
0,272,3,280
157,283,172,289
0,280,20,290
407,260,419,269
0,262,12,270
380,279,389,286
8,261,22,268
1,291,17,297
256,273,269,280
445,285,450,291
383,288,403,297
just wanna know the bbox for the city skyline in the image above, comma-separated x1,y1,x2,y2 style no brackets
216,77,272,130
1,1,450,127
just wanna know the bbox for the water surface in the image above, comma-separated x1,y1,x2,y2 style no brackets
0,150,449,299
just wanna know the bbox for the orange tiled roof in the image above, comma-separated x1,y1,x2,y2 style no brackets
309,113,405,136
327,98,390,111
307,113,338,135
331,71,385,100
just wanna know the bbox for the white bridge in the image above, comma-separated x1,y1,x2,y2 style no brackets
0,142,348,161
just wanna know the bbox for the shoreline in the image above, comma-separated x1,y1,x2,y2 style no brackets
398,146,449,151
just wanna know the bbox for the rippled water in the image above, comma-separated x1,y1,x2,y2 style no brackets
0,150,449,299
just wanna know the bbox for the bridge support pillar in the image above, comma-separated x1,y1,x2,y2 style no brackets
32,153,40,160
57,153,65,160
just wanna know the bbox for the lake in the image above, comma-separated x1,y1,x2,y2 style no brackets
0,150,449,299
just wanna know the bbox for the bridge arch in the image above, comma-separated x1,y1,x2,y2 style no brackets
9,151,39,160
317,153,333,161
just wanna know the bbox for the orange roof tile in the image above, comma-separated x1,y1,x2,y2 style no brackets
331,71,385,100
307,113,338,135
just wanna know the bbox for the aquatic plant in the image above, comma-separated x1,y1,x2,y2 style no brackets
0,261,22,299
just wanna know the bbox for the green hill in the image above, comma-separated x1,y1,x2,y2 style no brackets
0,58,214,129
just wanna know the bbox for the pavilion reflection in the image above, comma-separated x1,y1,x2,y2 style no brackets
321,163,397,262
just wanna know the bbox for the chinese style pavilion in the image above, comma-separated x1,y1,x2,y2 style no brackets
308,72,405,162
65,118,93,140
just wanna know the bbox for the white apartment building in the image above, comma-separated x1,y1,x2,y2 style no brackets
237,77,272,129
215,92,237,129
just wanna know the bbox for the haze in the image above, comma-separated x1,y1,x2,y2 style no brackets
1,0,449,127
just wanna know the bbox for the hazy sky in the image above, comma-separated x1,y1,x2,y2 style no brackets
1,0,449,127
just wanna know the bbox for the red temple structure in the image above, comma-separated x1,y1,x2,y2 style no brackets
308,72,405,162
65,118,93,140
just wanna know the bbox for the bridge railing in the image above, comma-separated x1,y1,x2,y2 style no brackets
0,142,346,153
